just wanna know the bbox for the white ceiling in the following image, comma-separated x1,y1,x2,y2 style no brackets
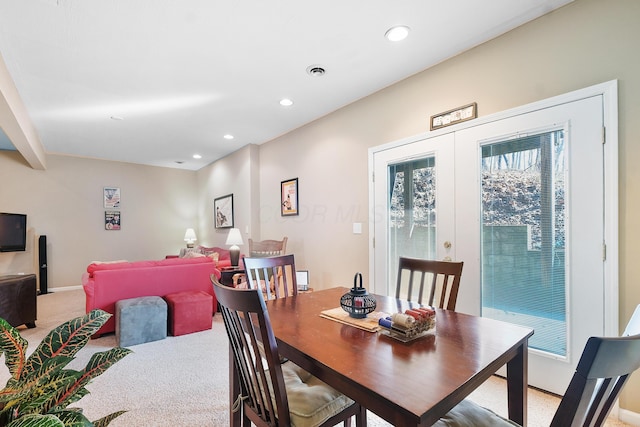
0,0,572,170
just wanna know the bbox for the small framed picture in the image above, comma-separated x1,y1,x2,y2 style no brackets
104,187,121,208
296,270,309,291
214,194,234,229
105,211,121,230
281,178,299,216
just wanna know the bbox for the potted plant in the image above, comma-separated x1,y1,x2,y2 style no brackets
0,309,132,427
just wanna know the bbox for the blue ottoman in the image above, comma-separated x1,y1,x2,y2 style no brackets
116,296,167,347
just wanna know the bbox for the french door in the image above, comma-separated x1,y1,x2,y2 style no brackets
372,132,455,295
370,84,617,394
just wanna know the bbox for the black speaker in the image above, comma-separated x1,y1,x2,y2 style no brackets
38,235,48,294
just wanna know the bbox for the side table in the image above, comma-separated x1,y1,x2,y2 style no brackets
219,267,245,287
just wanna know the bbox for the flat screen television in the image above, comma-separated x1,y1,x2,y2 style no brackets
0,213,27,252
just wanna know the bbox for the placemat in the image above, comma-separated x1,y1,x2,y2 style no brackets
319,307,388,332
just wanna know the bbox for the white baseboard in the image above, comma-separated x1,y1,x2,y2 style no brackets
43,285,83,292
619,408,640,426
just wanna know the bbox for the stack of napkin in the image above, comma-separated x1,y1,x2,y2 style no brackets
319,307,387,332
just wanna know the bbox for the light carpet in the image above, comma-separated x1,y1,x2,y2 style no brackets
1,289,630,426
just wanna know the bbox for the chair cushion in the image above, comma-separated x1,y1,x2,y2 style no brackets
281,361,354,427
433,399,520,427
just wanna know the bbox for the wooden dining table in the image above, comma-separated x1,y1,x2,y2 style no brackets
229,287,534,426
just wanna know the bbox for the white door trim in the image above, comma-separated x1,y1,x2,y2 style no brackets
368,79,619,336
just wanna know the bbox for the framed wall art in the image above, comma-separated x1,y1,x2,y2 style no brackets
105,211,121,230
214,194,234,229
281,178,299,216
103,187,121,208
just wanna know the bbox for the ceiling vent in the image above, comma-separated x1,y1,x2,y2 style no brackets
306,65,326,77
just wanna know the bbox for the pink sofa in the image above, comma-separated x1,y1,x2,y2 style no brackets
82,256,221,337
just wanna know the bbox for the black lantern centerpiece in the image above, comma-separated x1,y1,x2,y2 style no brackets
340,272,377,319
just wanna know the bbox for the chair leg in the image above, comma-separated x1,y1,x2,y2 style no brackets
242,410,251,427
344,417,351,427
355,405,367,427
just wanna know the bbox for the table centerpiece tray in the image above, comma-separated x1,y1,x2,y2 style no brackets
378,327,434,342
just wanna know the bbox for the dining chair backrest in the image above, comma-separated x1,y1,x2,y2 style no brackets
549,310,640,427
243,254,297,300
212,279,290,425
248,237,288,257
395,257,464,310
436,305,640,427
212,279,364,427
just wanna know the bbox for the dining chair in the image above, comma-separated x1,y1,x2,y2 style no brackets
243,254,297,300
433,304,640,427
248,237,288,257
211,279,366,427
395,257,464,310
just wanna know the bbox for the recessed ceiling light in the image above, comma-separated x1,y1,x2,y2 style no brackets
193,154,202,159
280,99,294,107
385,26,410,42
110,115,124,121
223,134,234,140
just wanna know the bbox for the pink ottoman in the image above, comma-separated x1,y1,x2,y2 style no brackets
165,290,213,336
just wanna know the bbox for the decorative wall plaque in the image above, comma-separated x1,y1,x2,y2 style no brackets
430,102,477,131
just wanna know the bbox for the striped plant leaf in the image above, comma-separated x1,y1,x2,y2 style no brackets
46,409,92,427
0,318,28,381
53,348,131,410
23,310,111,376
90,410,127,427
5,413,64,427
0,357,73,405
10,369,82,418
0,309,130,426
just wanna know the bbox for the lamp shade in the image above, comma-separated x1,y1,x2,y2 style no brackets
225,228,244,246
184,228,197,247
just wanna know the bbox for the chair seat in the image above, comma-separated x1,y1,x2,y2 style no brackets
281,361,355,427
433,399,519,427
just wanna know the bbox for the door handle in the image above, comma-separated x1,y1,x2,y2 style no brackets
443,241,452,261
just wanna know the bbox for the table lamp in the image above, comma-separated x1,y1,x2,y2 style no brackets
184,228,197,248
225,228,244,267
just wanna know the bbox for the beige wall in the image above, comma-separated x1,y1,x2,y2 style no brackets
254,0,640,416
0,152,198,286
195,144,260,249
